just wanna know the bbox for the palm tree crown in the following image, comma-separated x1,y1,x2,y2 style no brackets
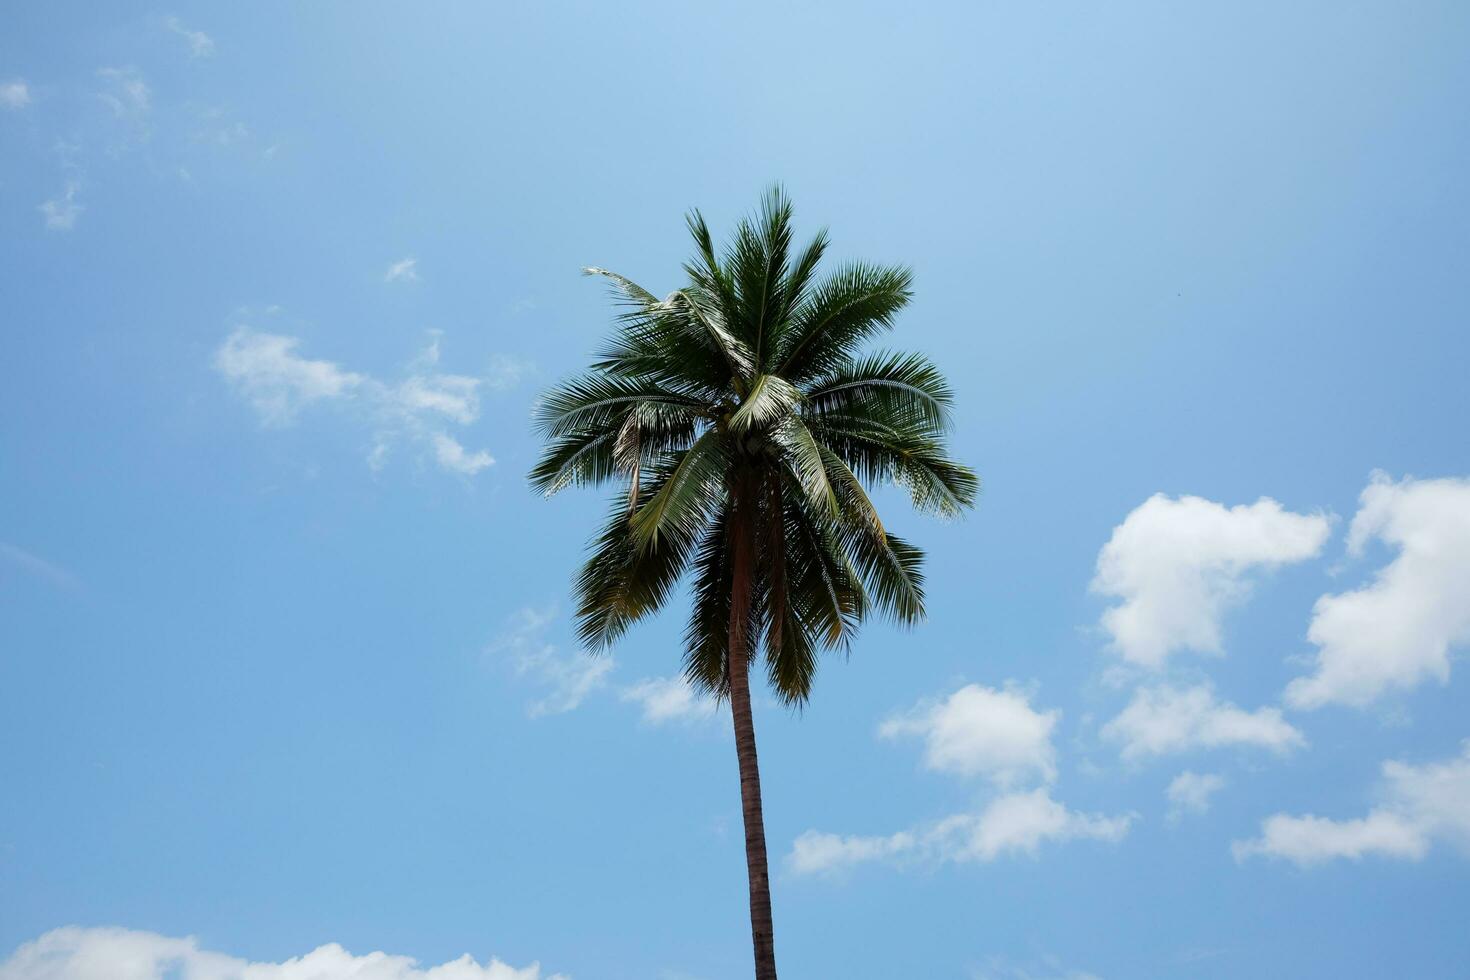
531,187,977,705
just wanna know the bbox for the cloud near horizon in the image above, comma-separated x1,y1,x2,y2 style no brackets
0,926,564,980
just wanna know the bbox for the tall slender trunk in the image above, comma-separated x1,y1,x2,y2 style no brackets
728,484,778,980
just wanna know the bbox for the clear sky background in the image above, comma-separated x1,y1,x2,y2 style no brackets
3,3,1469,978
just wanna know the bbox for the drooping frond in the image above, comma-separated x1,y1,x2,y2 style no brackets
769,415,838,519
804,350,953,435
574,500,700,650
529,427,620,495
628,431,729,551
727,373,800,433
534,373,707,439
808,412,979,518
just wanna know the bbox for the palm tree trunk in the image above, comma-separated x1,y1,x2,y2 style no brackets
728,487,778,979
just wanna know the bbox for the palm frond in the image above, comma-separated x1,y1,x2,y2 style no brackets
804,350,952,435
728,373,800,432
629,430,730,551
769,415,838,518
777,263,912,383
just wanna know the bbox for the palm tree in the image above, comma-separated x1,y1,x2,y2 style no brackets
530,188,976,979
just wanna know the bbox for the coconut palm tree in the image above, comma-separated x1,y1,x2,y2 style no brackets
530,188,977,979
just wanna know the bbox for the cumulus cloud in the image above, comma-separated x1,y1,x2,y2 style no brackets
1285,473,1470,709
1166,771,1225,821
788,789,1132,875
1101,685,1303,761
165,16,215,58
39,182,83,231
879,684,1058,786
1233,741,1470,865
491,608,613,717
1,80,30,109
214,328,497,476
794,682,1128,876
385,257,420,283
620,675,719,725
0,926,562,980
1092,494,1331,668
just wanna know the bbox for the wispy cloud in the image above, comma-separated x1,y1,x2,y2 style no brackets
385,257,420,283
97,66,151,122
486,354,535,391
491,608,613,717
620,675,719,726
0,79,30,109
164,15,215,58
215,328,364,426
0,542,80,590
214,326,498,477
39,181,83,231
0,926,564,980
971,954,1105,980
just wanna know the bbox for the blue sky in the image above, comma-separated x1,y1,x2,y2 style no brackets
3,3,1469,978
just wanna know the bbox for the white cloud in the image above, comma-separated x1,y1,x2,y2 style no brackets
385,257,420,283
39,182,83,231
491,608,613,717
0,926,563,980
432,433,494,475
215,328,496,476
1092,494,1331,668
97,66,151,121
399,374,481,425
165,16,216,58
1285,473,1470,709
1101,685,1303,761
1166,770,1225,821
788,828,917,876
1233,741,1470,865
788,789,1132,876
1,80,30,109
879,684,1058,786
620,675,719,725
215,328,364,426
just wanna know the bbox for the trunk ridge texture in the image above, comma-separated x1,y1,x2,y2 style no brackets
728,487,778,979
